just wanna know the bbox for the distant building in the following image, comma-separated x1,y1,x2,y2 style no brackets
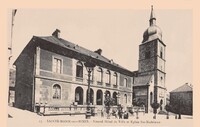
8,68,16,106
170,83,193,115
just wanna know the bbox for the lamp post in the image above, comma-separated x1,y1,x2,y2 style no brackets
84,62,96,119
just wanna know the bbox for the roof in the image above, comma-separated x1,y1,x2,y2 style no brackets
133,75,153,86
32,35,132,75
170,83,193,93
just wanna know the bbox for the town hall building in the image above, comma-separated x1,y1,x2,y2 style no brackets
13,6,167,114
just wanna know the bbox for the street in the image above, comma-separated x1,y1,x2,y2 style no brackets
7,106,192,127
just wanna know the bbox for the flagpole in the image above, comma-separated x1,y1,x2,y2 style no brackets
8,9,17,66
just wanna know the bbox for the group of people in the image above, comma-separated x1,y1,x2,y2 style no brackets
100,105,129,119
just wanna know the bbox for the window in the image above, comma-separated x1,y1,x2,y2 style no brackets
53,84,61,99
112,72,117,86
150,92,153,104
86,88,94,105
105,70,111,84
113,92,118,105
160,47,163,59
76,61,83,78
160,77,163,86
124,78,128,87
53,57,62,73
75,87,83,105
97,68,103,83
124,94,127,104
96,90,103,105
145,51,151,59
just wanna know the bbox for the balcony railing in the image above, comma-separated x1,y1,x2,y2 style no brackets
113,84,118,88
106,83,111,87
76,77,84,82
97,81,102,85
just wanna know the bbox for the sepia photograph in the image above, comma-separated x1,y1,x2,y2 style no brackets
4,3,196,127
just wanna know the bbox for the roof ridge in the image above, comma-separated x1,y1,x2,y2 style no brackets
170,83,193,93
37,35,132,73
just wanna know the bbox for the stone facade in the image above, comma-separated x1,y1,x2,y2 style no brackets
170,83,193,115
14,34,133,112
133,6,167,113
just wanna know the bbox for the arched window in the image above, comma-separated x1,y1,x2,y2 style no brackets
86,88,94,105
160,47,163,59
105,70,111,85
75,87,83,105
160,77,163,86
96,90,103,105
53,84,61,99
76,61,83,78
124,94,127,104
104,91,111,106
150,92,153,104
112,72,118,87
160,99,163,110
97,67,103,84
104,91,111,98
124,78,128,87
113,92,118,105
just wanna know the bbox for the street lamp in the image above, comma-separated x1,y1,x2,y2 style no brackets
84,62,96,119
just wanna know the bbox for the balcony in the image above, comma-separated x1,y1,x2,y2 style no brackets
97,81,102,85
113,84,118,88
76,77,83,82
106,83,111,87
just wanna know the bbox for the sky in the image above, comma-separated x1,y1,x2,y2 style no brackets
8,9,192,92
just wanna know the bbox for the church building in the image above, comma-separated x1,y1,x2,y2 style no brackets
133,6,167,113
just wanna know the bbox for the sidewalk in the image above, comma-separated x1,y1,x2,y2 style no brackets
7,106,193,127
8,106,193,119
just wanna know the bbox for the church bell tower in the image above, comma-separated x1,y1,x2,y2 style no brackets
138,6,167,110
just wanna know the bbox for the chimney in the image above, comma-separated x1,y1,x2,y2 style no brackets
94,49,102,55
52,29,61,38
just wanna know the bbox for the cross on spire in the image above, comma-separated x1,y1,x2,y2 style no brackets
149,5,156,26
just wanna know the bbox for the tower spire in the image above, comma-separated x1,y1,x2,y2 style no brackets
149,5,156,26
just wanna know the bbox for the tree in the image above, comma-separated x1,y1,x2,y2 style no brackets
104,96,115,118
151,102,160,119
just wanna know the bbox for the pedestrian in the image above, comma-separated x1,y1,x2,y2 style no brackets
118,106,123,119
124,111,129,119
101,108,104,117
